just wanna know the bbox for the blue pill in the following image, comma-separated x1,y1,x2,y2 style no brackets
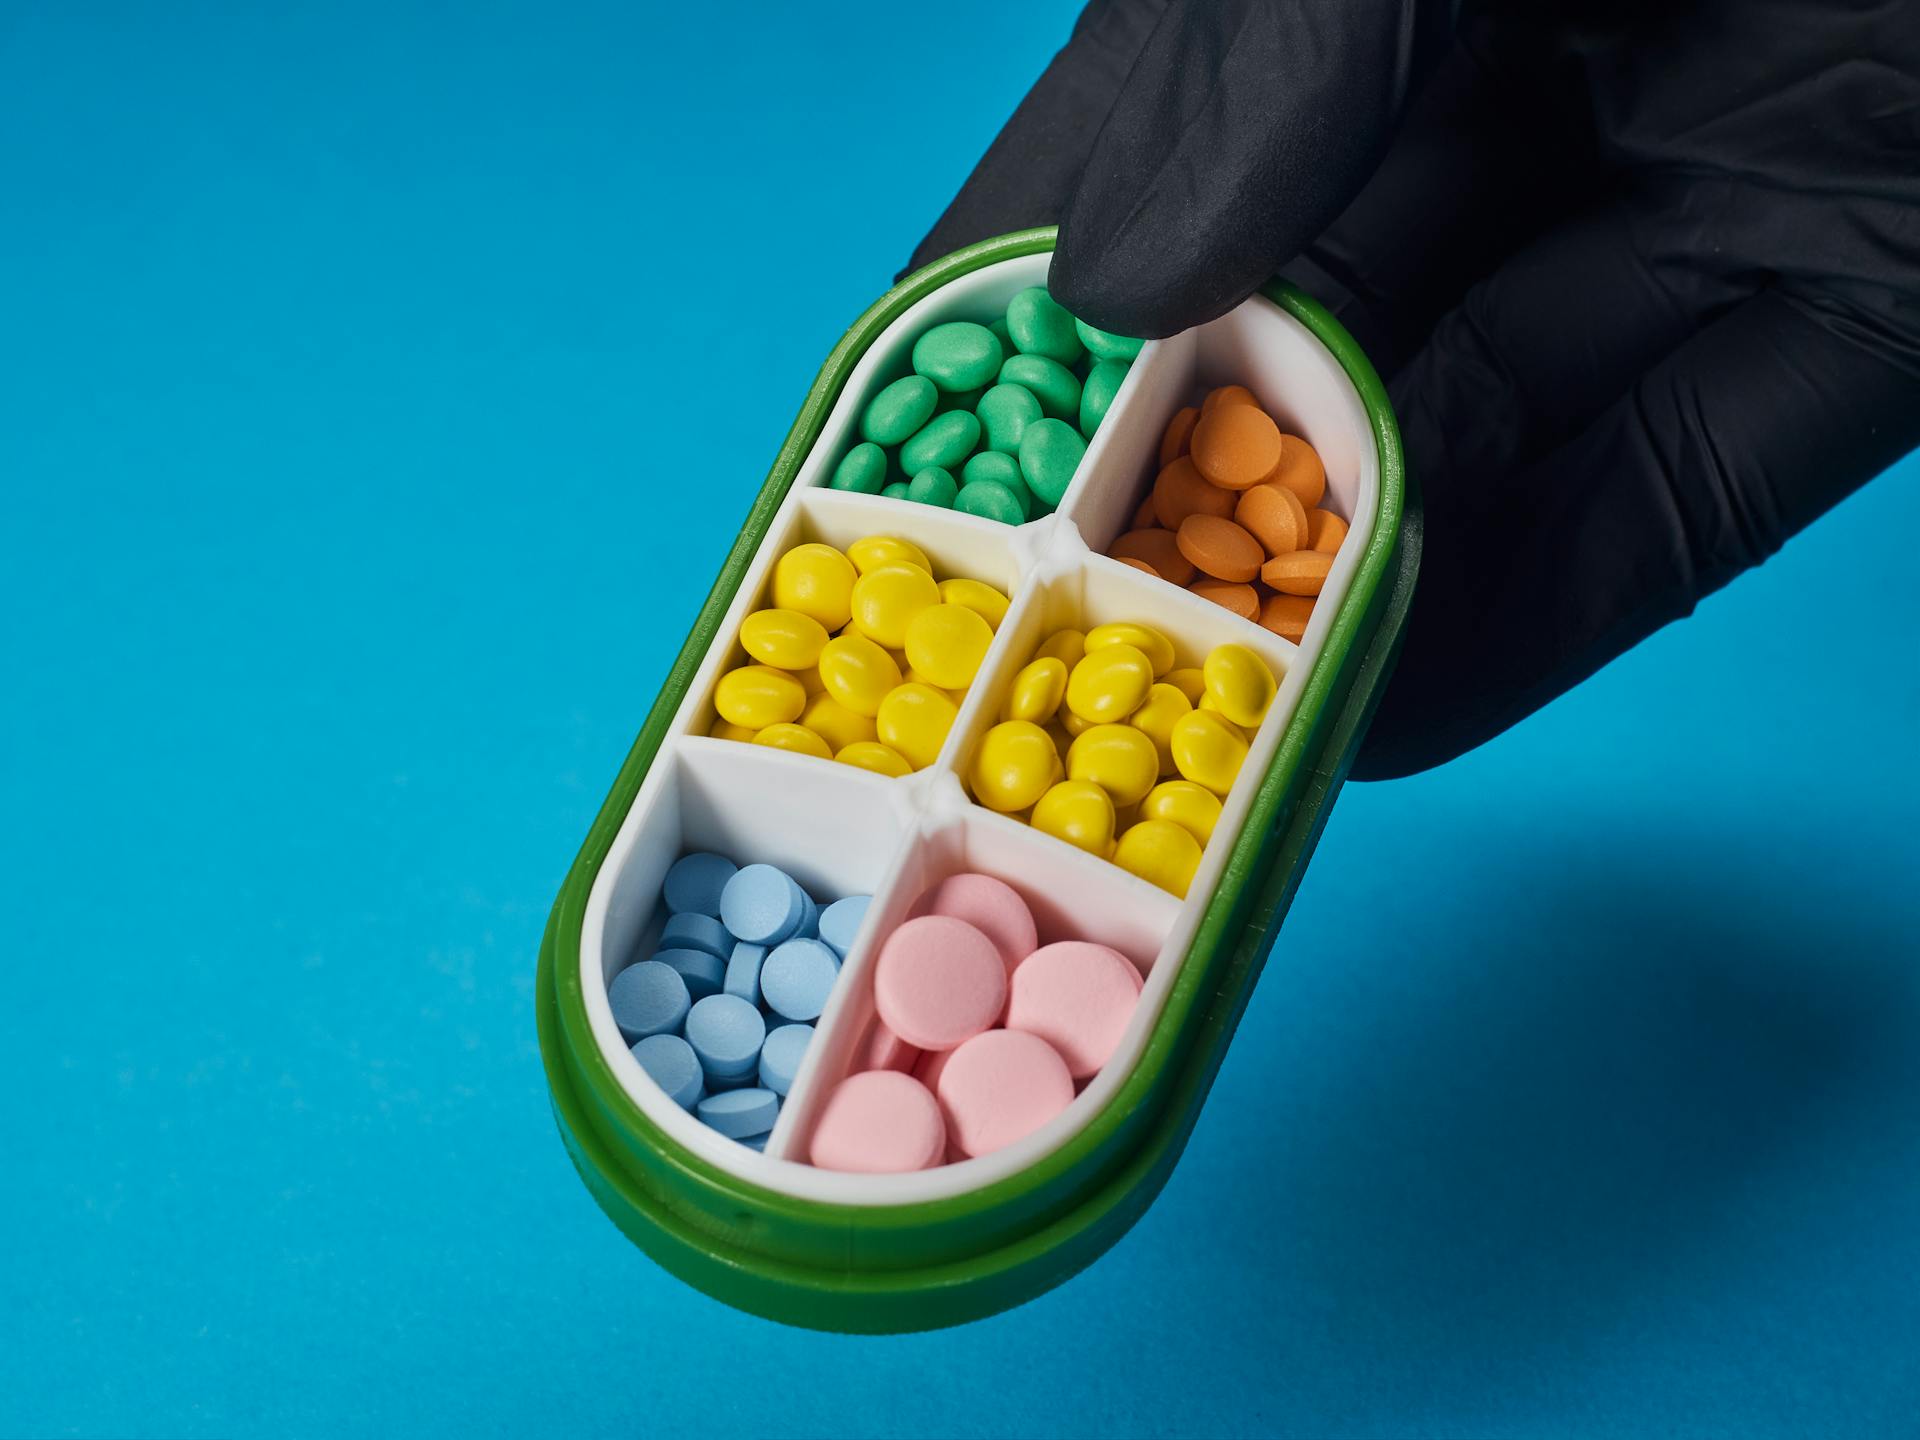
664,852,737,917
696,1087,781,1140
720,864,806,945
760,938,840,1023
684,993,767,1081
631,1033,703,1110
607,960,690,1041
758,1023,813,1096
795,891,820,940
724,941,766,1006
740,1132,768,1153
661,911,731,960
817,895,872,958
652,946,724,1000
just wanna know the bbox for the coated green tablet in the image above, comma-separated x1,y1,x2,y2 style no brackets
1079,358,1130,437
976,382,1042,455
906,466,958,507
831,441,889,494
1017,417,1087,506
1074,317,1144,361
1006,287,1084,366
900,410,981,474
912,321,1004,393
962,449,1027,503
882,481,910,499
999,353,1080,421
954,479,1026,525
862,375,937,446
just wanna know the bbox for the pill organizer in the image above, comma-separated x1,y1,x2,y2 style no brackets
536,227,1417,1332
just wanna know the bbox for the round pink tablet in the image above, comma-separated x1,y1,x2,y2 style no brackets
861,1018,920,1074
1006,941,1143,1080
913,1043,956,1095
935,1028,1075,1159
873,915,1008,1051
808,1070,946,1173
920,873,1038,976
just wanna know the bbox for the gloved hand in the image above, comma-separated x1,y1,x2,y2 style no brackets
906,0,1920,777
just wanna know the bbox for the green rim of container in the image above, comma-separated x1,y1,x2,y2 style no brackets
536,227,1417,1332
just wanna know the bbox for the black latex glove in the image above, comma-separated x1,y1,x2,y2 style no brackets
907,0,1920,778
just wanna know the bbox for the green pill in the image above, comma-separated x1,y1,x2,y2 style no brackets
988,316,1012,352
999,353,1080,421
912,321,1004,393
1073,317,1144,361
963,451,1033,518
976,382,1042,455
1078,358,1130,438
900,410,981,474
862,375,938,446
881,481,911,500
830,441,889,494
1006,287,1085,366
953,479,1026,526
1017,417,1086,506
906,466,958,507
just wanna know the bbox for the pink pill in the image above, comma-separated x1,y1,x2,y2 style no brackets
808,1070,946,1173
1006,941,1143,1080
873,915,1007,1051
935,1028,1075,1160
920,873,1038,977
861,1018,920,1074
913,1043,956,1095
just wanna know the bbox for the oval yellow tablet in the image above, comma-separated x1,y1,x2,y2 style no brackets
875,682,958,770
1140,779,1222,844
817,634,902,718
800,692,876,753
771,543,856,630
713,665,806,730
938,576,1010,630
835,740,914,778
1113,819,1204,897
752,722,831,759
1060,706,1094,738
846,534,932,575
739,608,830,671
1169,709,1250,795
709,719,758,743
1001,656,1068,725
904,603,994,691
1065,644,1154,724
1202,643,1277,729
1066,723,1160,808
1034,627,1086,668
1031,779,1117,858
1163,667,1206,706
1128,682,1194,775
849,563,941,650
1086,621,1176,678
969,720,1060,813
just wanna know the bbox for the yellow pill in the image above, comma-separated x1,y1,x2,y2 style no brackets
969,720,1061,812
1086,621,1176,679
847,534,932,575
709,719,758,743
1066,644,1155,724
1164,667,1206,705
903,668,959,702
817,634,902,717
904,603,995,691
1170,709,1250,795
800,692,876,753
1035,628,1086,668
753,722,831,759
849,563,941,649
1113,819,1204,897
1128,682,1194,775
772,543,856,630
714,665,806,730
939,576,1010,630
836,740,913,778
739,608,830,671
1031,780,1117,858
876,682,958,770
1060,706,1094,737
1202,642,1277,729
1066,723,1160,807
1141,779,1222,844
1001,656,1068,725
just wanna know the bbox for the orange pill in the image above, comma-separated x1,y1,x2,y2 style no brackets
1306,507,1348,555
1131,493,1159,529
1152,456,1236,529
1264,434,1327,509
1259,593,1316,641
1191,404,1283,491
1200,384,1257,415
1109,527,1196,586
1260,549,1333,596
1176,515,1264,583
1158,406,1200,468
1233,482,1309,556
1188,579,1259,619
1114,556,1161,578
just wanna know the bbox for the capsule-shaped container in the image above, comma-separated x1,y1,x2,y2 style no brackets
537,228,1415,1332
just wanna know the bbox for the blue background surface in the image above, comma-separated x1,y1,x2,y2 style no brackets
5,3,1917,1436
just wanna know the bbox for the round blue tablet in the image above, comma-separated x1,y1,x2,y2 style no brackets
817,895,872,959
663,851,737,917
684,993,767,1081
607,959,690,1041
719,863,806,945
795,892,820,940
660,911,731,960
758,1023,813,1096
723,941,766,1007
739,1132,768,1153
695,1087,781,1140
631,1033,703,1109
760,938,840,1023
651,946,724,1000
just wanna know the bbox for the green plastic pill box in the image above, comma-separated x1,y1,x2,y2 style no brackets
536,228,1417,1332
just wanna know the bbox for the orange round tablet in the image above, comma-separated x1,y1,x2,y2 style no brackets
1130,494,1158,530
1158,406,1199,468
1109,527,1196,586
1306,507,1348,555
1233,483,1308,556
1176,515,1264,583
1188,579,1259,619
1113,556,1160,578
1152,456,1235,528
1190,405,1282,491
1264,435,1327,509
1260,550,1332,596
1200,384,1257,415
1258,593,1315,641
